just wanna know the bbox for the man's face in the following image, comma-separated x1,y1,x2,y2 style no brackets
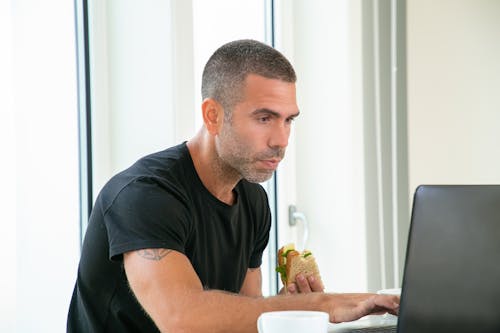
215,74,299,183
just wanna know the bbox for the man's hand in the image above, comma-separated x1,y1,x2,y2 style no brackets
328,294,400,323
279,273,324,294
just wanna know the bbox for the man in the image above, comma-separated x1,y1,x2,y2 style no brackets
68,39,399,333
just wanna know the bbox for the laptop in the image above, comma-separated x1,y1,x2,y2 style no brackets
397,185,500,333
329,185,500,333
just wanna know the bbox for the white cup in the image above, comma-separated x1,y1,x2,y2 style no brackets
257,310,329,333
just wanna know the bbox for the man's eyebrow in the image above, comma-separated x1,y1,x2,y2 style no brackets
251,108,301,118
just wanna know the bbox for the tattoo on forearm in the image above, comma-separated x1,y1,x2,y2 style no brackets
137,249,172,261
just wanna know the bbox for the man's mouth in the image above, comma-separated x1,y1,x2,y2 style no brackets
259,158,281,170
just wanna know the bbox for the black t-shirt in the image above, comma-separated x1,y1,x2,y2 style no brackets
67,142,272,332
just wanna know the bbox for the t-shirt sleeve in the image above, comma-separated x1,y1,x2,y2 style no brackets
103,177,191,261
248,188,272,268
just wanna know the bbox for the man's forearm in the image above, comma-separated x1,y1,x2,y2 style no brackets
159,289,328,333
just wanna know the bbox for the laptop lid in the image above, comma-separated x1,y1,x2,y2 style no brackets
397,185,500,333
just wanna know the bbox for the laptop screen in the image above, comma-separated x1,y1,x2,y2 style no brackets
397,185,500,333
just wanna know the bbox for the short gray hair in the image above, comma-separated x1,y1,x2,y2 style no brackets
201,39,296,117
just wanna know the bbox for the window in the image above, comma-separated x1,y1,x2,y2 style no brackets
85,0,279,295
3,0,81,331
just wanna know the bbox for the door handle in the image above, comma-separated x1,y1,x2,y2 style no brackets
288,205,309,250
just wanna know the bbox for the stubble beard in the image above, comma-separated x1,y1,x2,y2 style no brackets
215,123,285,184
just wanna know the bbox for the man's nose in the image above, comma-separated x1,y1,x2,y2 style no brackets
269,123,290,148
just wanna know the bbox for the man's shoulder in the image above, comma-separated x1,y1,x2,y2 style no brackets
136,141,190,170
96,142,194,207
117,142,191,183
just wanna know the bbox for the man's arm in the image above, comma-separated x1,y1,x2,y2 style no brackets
125,248,266,332
124,248,399,333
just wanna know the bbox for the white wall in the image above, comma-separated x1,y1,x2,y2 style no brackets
0,1,16,331
408,0,500,194
2,0,81,331
276,0,500,294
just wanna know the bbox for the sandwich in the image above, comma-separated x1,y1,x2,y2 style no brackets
276,243,324,291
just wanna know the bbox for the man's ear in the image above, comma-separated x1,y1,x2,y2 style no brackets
202,98,224,135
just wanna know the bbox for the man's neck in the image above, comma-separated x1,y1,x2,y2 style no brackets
187,130,240,205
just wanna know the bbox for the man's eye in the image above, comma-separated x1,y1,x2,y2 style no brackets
258,116,271,123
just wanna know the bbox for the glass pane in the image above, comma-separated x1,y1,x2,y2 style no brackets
86,0,277,296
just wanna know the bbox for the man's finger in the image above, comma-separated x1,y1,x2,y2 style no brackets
295,274,312,293
287,283,297,294
370,295,400,315
307,275,324,292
